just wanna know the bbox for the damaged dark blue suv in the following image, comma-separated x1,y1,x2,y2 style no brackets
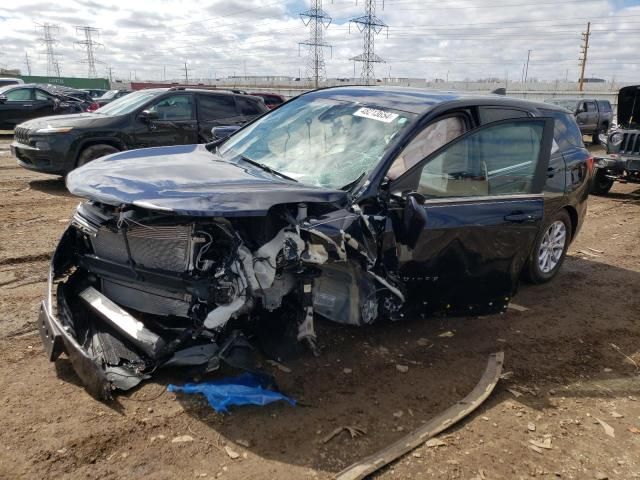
38,87,591,399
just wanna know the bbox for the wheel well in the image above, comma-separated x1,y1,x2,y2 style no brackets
76,140,123,166
564,205,578,241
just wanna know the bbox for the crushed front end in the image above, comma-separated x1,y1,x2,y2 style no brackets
39,200,403,399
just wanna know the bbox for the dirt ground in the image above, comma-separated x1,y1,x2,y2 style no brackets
0,135,639,480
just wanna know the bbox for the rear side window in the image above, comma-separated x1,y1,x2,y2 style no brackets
5,88,33,101
597,100,612,112
539,108,584,150
197,94,238,122
236,97,263,116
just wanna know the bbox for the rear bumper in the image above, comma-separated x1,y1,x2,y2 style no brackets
12,141,74,176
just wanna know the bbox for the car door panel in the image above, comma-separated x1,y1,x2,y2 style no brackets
389,117,555,316
196,94,244,142
133,93,198,147
394,196,544,315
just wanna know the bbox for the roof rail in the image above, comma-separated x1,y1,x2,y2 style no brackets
168,86,186,91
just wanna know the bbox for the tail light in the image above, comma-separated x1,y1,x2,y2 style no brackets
586,155,594,174
87,102,99,112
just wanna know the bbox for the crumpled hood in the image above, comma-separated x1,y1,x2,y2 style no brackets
20,112,114,130
66,144,347,216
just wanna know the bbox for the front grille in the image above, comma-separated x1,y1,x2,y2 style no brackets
620,132,640,156
90,224,193,272
14,126,30,145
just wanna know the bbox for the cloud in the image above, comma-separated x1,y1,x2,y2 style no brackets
0,0,638,82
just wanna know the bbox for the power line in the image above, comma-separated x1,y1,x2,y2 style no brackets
75,26,103,78
350,0,388,85
579,21,591,91
299,0,332,88
37,23,61,77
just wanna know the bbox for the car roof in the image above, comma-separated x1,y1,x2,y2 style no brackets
307,85,568,115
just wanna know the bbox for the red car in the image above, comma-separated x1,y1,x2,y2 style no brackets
249,92,286,109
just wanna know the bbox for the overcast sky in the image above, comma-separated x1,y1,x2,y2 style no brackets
1,0,639,82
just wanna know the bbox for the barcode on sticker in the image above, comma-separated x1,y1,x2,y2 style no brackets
354,107,399,123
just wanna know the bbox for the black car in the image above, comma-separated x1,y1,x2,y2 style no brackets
37,87,591,399
0,83,89,130
12,87,268,175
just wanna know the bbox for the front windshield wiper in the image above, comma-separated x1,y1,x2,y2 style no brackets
237,156,298,183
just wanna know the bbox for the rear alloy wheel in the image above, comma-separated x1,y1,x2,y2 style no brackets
524,210,572,284
76,144,119,169
590,169,614,195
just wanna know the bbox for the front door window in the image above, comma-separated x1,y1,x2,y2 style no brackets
147,94,194,120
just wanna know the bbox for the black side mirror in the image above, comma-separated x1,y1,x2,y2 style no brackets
139,109,159,122
211,125,241,141
0,95,6,104
403,192,427,249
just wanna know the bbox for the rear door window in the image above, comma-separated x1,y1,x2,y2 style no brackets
197,94,239,123
5,88,33,101
538,108,584,150
236,97,263,117
596,100,612,112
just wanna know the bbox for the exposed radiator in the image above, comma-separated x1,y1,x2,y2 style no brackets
91,224,193,272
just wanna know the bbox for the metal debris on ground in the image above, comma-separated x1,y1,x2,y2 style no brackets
437,331,455,338
507,303,530,312
224,445,240,459
321,426,367,444
335,352,504,480
266,359,292,373
529,438,552,450
506,388,523,398
595,417,615,438
425,438,446,448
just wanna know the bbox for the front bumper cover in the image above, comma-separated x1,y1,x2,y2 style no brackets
38,293,112,400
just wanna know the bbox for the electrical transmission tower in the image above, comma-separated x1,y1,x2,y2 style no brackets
75,26,103,78
299,0,332,88
349,0,388,85
578,21,591,92
24,51,32,76
38,23,62,77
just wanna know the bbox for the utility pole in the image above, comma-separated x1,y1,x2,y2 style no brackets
75,26,103,78
24,51,32,76
107,66,113,84
578,21,591,92
38,23,62,77
299,0,332,89
350,0,388,85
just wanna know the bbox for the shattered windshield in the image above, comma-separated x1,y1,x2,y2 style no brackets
218,95,415,189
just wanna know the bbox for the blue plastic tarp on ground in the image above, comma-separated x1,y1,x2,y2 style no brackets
167,372,296,413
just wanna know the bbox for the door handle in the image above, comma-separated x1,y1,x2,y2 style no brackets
504,212,536,223
547,166,556,178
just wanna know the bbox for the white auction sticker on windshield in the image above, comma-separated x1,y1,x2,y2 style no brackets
353,107,399,123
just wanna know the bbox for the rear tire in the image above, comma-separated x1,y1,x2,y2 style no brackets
590,169,614,195
523,209,572,284
76,144,119,168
